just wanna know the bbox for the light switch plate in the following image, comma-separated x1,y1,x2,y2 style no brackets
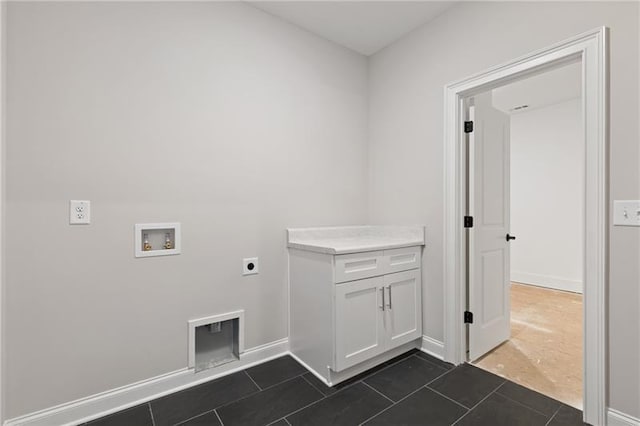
69,200,90,225
613,200,640,226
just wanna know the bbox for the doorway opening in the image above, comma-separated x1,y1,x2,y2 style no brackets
467,61,584,410
443,27,608,425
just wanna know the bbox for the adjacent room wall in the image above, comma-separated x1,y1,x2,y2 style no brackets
4,2,369,419
509,99,584,294
367,1,639,418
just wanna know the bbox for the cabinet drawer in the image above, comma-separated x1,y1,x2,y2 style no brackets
334,251,384,283
383,246,421,274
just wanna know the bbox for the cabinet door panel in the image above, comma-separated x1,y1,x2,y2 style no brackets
384,270,422,349
334,277,385,371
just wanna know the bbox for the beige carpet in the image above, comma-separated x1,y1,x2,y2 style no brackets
474,282,583,409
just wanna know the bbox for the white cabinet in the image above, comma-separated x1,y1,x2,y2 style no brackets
289,244,423,387
334,269,422,372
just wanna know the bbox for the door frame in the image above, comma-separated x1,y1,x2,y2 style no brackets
0,3,6,424
443,27,608,425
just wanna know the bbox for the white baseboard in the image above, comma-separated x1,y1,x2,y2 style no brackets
511,272,582,294
4,338,289,426
420,335,445,360
608,408,640,426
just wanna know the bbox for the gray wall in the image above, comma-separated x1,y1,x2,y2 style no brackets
367,1,639,417
4,2,369,418
5,0,640,421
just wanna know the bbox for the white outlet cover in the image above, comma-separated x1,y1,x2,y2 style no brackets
243,258,259,275
613,200,640,227
69,200,90,225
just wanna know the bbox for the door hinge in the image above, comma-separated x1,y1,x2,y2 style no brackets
464,311,474,324
464,216,474,228
464,121,474,133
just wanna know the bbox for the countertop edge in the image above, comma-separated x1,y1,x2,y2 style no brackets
287,240,425,255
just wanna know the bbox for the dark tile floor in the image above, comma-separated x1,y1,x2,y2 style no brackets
83,350,588,426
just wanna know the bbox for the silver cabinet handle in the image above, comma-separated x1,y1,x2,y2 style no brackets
387,285,392,309
380,287,385,311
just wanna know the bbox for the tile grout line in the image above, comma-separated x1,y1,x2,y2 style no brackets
355,358,458,426
425,386,473,411
494,389,561,419
278,392,329,423
298,350,419,398
450,380,507,425
265,415,292,426
148,403,156,426
215,375,303,412
277,358,414,425
423,364,457,387
360,357,460,425
300,374,333,396
214,409,224,426
243,370,262,391
173,408,218,426
360,381,395,404
357,383,430,425
277,355,418,425
413,353,455,371
544,404,563,426
173,373,275,425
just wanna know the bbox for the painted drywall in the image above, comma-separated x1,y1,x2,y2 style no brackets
367,1,639,417
4,2,368,419
0,1,5,422
509,99,584,293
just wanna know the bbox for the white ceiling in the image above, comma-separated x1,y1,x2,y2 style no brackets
493,62,582,114
248,1,457,55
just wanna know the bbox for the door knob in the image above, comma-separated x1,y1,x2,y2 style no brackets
506,234,516,241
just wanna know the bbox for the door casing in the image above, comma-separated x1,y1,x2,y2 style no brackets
443,27,608,425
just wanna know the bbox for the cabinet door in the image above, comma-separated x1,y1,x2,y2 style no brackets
384,270,422,349
334,277,385,372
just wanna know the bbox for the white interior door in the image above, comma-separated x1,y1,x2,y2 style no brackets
468,92,512,361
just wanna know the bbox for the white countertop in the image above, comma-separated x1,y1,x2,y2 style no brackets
287,225,425,254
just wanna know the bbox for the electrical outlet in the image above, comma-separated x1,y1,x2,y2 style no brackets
69,200,91,225
242,257,259,276
613,200,640,227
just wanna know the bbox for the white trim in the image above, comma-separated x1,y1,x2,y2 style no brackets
187,310,245,369
443,27,608,426
607,408,640,426
3,338,289,426
288,351,329,387
511,273,582,294
0,2,5,424
420,335,445,360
